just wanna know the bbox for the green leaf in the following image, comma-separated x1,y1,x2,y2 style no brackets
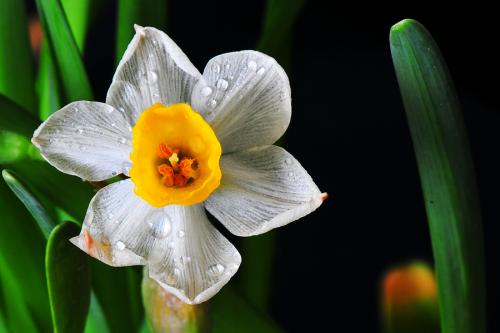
0,94,39,137
212,286,283,333
116,0,168,62
0,257,40,333
36,0,93,102
91,264,143,333
84,293,111,333
0,0,37,114
257,0,305,65
0,180,51,332
37,41,63,120
46,222,91,333
390,19,486,333
61,0,93,52
2,169,57,239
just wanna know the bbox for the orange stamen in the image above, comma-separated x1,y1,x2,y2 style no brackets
157,143,178,159
158,164,174,186
174,174,188,187
179,158,198,179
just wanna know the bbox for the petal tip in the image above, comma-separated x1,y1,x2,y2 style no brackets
134,24,145,36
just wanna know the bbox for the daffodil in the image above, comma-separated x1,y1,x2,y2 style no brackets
32,25,326,304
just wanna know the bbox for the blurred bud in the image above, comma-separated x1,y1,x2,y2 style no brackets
381,261,440,333
142,269,210,333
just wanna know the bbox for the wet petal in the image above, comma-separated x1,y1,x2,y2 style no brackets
107,25,202,125
205,145,324,236
71,179,241,304
32,101,132,181
192,51,291,153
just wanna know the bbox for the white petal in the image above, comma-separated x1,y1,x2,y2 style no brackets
32,101,132,181
106,25,202,125
205,145,324,236
192,51,291,153
71,179,241,304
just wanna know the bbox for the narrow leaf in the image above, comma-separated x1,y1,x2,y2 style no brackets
212,286,283,333
61,0,93,51
84,293,111,333
2,169,56,239
116,0,168,61
37,41,62,120
0,0,37,113
390,19,486,333
0,257,39,333
46,222,91,333
36,0,93,102
0,181,51,331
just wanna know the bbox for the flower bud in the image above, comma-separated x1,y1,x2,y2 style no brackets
381,262,440,333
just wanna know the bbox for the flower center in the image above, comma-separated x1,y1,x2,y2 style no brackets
130,103,221,207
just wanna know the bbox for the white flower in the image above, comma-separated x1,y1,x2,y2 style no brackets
32,25,326,304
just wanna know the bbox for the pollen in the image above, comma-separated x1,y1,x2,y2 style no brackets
130,103,222,207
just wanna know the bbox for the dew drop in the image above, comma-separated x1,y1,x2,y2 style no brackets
115,241,126,250
147,71,158,84
177,230,185,238
288,172,294,177
111,122,117,128
119,137,127,144
111,171,118,176
201,86,213,96
76,128,83,134
106,108,114,114
208,264,225,276
149,216,171,238
212,62,221,73
247,60,257,71
118,107,125,113
180,256,192,265
257,67,266,75
207,99,217,108
284,158,292,165
216,79,229,91
173,267,181,276
225,63,231,70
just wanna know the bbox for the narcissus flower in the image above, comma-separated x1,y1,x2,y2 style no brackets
32,25,326,304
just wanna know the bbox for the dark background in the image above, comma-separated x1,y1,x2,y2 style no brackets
30,0,500,331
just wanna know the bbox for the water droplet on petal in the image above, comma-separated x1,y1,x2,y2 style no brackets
225,63,231,70
149,216,171,239
115,241,126,250
177,230,185,238
207,99,217,108
119,137,127,144
257,67,266,75
147,71,158,84
247,60,257,71
216,79,229,91
284,158,292,165
208,264,225,276
212,62,221,73
180,256,191,265
288,172,294,177
201,86,213,96
76,128,83,134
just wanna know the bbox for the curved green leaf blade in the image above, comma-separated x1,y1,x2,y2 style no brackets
0,0,37,113
84,293,111,333
0,181,51,331
212,286,283,333
116,0,168,62
46,222,91,333
0,257,39,333
390,19,486,333
2,169,56,239
35,0,93,102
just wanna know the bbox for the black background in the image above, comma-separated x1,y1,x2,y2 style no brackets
32,0,500,331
